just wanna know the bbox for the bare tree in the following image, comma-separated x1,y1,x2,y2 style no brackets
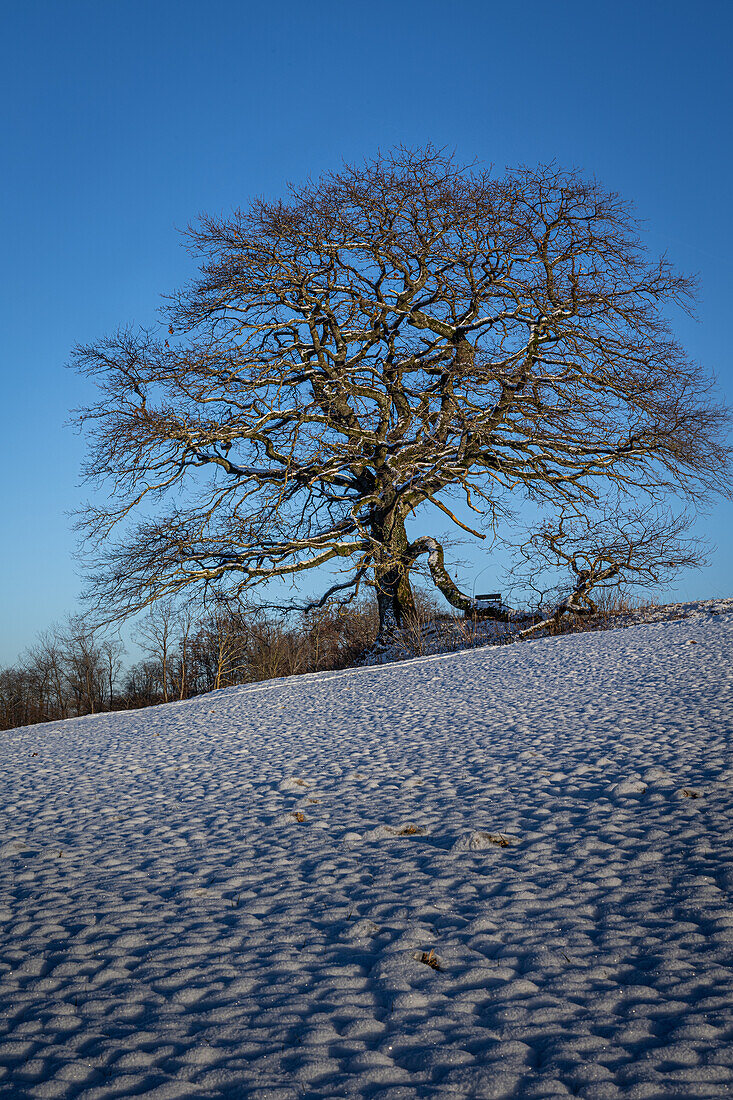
0,667,34,729
512,507,706,637
24,630,70,720
170,605,194,700
72,147,730,639
122,659,164,708
100,636,125,709
137,601,177,703
189,607,249,691
62,617,102,714
242,613,306,682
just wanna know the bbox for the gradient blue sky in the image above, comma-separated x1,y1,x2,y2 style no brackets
1,0,731,664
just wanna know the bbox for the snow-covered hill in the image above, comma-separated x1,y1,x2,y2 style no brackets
2,603,733,1099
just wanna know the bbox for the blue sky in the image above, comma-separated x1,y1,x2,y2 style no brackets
1,0,731,664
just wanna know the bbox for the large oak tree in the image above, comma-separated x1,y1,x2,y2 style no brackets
73,148,730,636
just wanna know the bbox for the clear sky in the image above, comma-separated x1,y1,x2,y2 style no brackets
1,0,731,665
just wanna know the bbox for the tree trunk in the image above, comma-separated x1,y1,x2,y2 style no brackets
373,513,416,638
375,564,416,636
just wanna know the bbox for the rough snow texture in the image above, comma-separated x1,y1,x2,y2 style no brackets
1,602,733,1099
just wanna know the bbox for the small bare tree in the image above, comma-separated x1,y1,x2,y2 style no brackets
99,636,125,709
512,508,705,637
72,147,730,638
63,616,117,715
170,605,194,700
188,606,249,691
24,631,68,721
122,659,164,708
137,601,177,703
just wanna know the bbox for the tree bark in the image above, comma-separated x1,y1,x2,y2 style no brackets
373,513,417,637
408,536,509,620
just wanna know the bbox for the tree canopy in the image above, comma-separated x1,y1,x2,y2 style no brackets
73,147,730,636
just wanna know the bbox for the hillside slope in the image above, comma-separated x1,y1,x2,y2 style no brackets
2,606,733,1099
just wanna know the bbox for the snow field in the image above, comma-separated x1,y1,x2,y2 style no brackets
1,608,733,1098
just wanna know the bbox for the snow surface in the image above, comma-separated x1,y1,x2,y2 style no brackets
359,597,733,665
1,603,733,1099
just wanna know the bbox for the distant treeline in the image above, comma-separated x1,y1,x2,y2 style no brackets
0,600,385,731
